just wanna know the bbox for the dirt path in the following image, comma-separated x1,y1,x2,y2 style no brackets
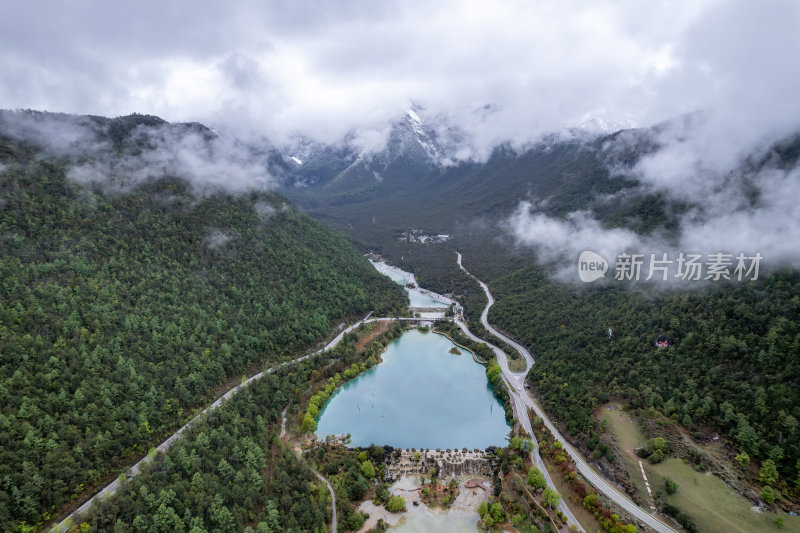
355,321,391,352
313,470,338,533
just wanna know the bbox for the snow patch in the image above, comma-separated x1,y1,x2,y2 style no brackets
406,109,423,124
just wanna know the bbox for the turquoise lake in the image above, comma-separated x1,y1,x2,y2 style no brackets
315,329,510,449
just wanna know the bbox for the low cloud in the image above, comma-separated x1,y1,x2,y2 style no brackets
253,201,277,221
507,204,646,267
253,200,290,223
204,228,237,250
507,132,800,283
505,0,800,284
67,127,274,194
0,110,275,194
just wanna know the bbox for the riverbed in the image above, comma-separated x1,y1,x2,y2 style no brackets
370,260,454,311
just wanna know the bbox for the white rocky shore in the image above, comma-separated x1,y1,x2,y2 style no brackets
357,475,489,533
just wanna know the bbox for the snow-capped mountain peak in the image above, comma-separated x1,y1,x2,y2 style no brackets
402,108,441,163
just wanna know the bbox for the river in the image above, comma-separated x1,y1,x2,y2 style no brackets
370,260,453,311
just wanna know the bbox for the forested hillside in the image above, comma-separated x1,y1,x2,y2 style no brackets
84,314,401,532
87,362,328,533
488,266,800,489
0,130,406,530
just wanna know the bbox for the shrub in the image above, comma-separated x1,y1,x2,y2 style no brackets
761,486,777,504
387,496,406,512
477,500,488,518
648,449,665,464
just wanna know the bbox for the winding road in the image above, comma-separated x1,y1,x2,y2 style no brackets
456,252,678,533
454,254,583,531
313,471,338,533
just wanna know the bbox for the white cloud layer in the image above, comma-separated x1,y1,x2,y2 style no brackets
507,145,800,282
3,0,797,154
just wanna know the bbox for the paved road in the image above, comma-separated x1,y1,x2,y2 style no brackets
456,252,678,533
50,312,376,532
454,254,583,531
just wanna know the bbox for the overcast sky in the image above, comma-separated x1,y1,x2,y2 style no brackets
2,0,798,149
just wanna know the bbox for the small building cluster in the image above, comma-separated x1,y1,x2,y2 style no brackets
399,229,451,244
654,335,672,348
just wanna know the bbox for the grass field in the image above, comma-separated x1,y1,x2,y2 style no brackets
602,407,652,504
601,406,800,533
508,357,527,373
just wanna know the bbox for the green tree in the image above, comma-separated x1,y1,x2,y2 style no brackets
360,460,375,479
541,487,561,508
347,511,366,530
664,477,678,495
648,449,665,464
760,486,777,504
760,459,779,485
736,416,760,456
528,466,546,489
477,500,489,518
218,458,236,481
387,496,406,512
649,437,669,454
490,502,505,522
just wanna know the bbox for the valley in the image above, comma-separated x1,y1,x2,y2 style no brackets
3,4,799,533
270,107,800,533
301,260,666,533
2,107,798,533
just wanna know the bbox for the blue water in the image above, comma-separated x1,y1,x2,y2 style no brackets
383,269,409,286
408,289,448,308
373,262,448,308
316,329,510,449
